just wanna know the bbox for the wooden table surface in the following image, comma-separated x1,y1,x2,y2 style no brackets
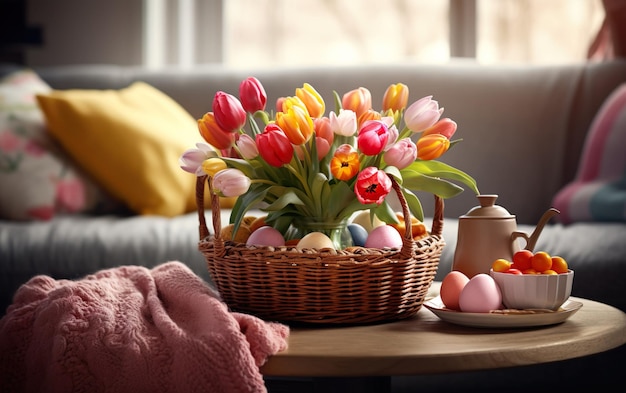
260,283,626,378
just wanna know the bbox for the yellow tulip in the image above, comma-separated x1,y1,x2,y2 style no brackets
276,106,314,145
296,83,325,118
382,83,409,112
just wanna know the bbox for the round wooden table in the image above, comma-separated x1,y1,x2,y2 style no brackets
261,283,626,391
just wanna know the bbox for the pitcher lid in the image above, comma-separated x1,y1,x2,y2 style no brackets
462,194,514,218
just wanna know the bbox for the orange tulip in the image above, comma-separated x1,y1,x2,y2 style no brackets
330,144,360,181
198,112,236,150
417,133,450,160
342,87,372,118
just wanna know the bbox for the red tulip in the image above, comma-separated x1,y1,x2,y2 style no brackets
212,91,246,132
257,124,294,167
354,167,392,205
239,77,267,113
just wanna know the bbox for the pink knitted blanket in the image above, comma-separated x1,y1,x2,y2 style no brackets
0,261,289,393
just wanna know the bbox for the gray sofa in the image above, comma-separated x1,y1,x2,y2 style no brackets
1,60,626,391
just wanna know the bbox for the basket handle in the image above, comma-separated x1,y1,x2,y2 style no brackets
390,175,444,258
197,174,444,244
196,175,223,241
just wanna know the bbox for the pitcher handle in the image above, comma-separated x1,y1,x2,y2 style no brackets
511,231,533,252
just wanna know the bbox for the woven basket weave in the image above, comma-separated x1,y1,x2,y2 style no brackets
197,175,445,325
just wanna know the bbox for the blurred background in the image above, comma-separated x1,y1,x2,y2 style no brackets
0,0,606,68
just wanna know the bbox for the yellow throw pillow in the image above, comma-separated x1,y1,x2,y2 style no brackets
36,82,202,217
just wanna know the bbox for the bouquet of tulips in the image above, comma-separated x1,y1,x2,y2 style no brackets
180,77,478,245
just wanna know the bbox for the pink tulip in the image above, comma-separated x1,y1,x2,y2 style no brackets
354,167,392,205
329,110,357,137
257,124,294,167
422,118,457,139
404,95,443,133
236,133,259,159
179,142,216,176
212,91,246,132
212,168,251,197
357,120,389,156
384,138,417,169
239,77,267,113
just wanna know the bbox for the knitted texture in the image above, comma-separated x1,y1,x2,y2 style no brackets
0,261,289,393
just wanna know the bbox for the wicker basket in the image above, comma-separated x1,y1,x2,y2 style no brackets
197,175,445,325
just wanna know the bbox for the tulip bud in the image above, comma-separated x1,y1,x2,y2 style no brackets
201,157,228,177
236,133,259,159
422,118,457,139
212,91,246,132
212,168,251,197
404,95,443,133
198,112,236,150
342,87,372,118
239,77,267,113
257,124,294,167
383,83,409,112
329,110,357,137
295,83,325,118
384,138,417,170
417,133,450,160
357,120,389,156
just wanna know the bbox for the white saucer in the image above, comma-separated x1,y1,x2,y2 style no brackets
423,296,583,328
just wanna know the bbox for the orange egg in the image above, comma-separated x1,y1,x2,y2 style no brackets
440,271,469,311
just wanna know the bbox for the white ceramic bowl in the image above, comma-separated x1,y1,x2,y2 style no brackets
490,269,574,310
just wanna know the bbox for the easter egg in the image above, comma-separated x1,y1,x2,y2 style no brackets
348,223,368,247
297,232,335,250
440,271,470,310
364,225,403,249
246,226,285,247
458,273,502,313
351,211,384,233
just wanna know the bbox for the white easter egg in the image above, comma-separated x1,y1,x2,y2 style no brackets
296,232,335,250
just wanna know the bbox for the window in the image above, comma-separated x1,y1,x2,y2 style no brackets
221,0,604,67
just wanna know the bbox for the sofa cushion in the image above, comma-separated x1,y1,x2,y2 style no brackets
552,83,626,223
0,69,108,221
36,82,205,217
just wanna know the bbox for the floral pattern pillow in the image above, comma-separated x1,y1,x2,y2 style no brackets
0,69,107,220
